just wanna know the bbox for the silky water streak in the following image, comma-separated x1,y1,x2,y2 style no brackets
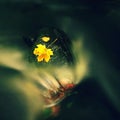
0,29,90,120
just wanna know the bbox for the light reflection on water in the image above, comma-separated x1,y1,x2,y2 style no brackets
0,32,89,119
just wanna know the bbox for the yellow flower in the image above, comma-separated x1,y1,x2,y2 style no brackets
41,36,50,42
33,44,53,62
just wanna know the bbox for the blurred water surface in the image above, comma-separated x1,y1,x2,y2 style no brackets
0,1,120,120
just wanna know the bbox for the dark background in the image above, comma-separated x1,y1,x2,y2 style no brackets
0,0,120,120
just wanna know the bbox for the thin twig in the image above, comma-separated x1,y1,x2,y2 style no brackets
47,38,58,48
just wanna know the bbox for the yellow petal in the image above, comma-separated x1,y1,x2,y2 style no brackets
33,48,39,55
36,44,46,54
44,55,50,62
41,36,50,42
33,44,53,62
37,44,45,49
37,55,44,62
47,49,53,55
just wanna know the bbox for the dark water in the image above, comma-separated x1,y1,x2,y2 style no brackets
0,1,120,120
